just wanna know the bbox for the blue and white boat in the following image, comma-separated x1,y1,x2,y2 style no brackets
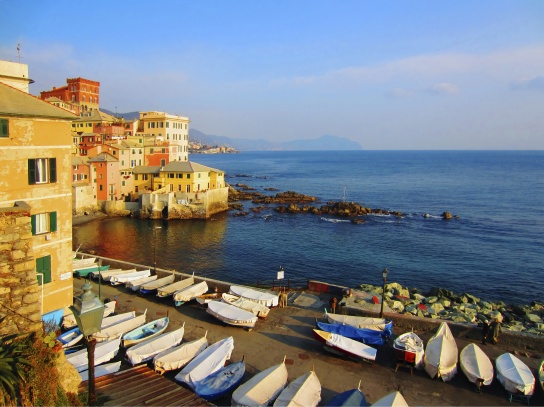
194,357,246,401
173,281,208,306
58,327,83,348
125,325,184,365
325,382,368,407
122,316,169,347
140,274,175,295
75,264,110,278
316,321,389,346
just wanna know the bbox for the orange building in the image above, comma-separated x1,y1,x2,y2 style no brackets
40,77,100,114
88,152,121,201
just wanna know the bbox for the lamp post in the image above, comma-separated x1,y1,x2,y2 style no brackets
70,281,104,406
380,267,389,318
153,226,162,274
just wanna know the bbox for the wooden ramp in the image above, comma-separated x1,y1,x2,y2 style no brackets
78,365,214,406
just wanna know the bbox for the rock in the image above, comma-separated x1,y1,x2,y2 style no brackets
525,313,543,324
442,211,453,219
425,296,438,304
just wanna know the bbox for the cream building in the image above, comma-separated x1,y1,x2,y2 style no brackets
136,111,189,162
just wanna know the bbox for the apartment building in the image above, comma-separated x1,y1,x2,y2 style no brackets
137,111,189,162
40,77,100,114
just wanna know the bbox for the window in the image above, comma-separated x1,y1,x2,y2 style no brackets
36,255,51,285
28,158,56,184
135,174,139,181
168,173,174,179
99,185,103,191
160,159,166,166
150,148,154,154
187,174,191,179
122,181,125,186
31,212,57,235
0,119,8,137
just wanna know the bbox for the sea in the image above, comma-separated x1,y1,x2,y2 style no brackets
72,150,544,306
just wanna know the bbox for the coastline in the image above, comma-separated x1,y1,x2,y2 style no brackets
72,211,107,227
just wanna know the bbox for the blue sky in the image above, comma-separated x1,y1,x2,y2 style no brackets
1,0,543,149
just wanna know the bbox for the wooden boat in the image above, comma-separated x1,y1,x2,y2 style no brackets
325,382,367,407
126,275,157,291
316,321,389,346
194,358,246,401
423,322,458,381
229,285,279,307
140,274,175,295
66,337,121,372
110,269,151,285
122,316,169,347
273,370,321,407
231,358,288,406
495,353,535,397
207,300,258,329
539,359,544,391
196,292,223,305
459,343,494,390
93,310,147,342
154,332,208,375
75,264,110,278
125,325,184,365
371,391,409,406
79,361,121,382
175,336,234,390
393,332,425,370
222,293,270,318
324,310,393,331
101,311,136,329
157,274,194,298
173,281,208,306
95,268,136,281
58,327,83,348
62,301,116,329
313,329,377,363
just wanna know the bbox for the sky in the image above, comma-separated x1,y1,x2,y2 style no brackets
1,0,543,149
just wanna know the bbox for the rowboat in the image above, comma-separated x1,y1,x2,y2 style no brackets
196,292,223,305
75,264,110,278
195,358,246,401
72,257,97,271
313,329,377,363
393,331,425,370
93,310,147,342
229,285,279,307
66,337,121,372
324,310,393,332
175,336,234,390
126,275,157,291
101,311,136,329
62,301,116,329
157,274,194,298
459,343,494,391
207,300,258,329
79,361,121,382
154,332,208,375
325,382,367,407
125,325,185,365
496,353,535,397
222,293,270,318
122,316,169,347
140,274,175,295
423,322,458,381
316,321,389,346
94,268,136,281
371,391,409,406
273,370,321,407
58,327,83,348
173,281,208,306
110,269,151,285
231,358,288,406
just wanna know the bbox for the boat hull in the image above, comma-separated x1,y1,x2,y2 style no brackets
195,359,245,401
122,316,169,348
313,329,376,362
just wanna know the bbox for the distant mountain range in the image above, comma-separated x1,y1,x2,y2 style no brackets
104,109,363,151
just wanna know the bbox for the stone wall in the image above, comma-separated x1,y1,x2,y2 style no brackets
0,202,42,335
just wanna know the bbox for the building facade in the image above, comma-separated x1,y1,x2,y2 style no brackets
40,77,100,114
136,111,189,162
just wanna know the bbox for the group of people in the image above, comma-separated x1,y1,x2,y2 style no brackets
482,317,501,345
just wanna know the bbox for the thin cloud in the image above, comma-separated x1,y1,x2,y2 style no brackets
510,75,544,92
427,82,459,95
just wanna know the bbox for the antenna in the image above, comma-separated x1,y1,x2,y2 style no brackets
17,43,21,63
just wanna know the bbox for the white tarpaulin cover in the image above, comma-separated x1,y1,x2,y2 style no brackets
173,281,209,302
424,322,458,381
324,331,377,362
101,311,136,329
231,360,288,407
496,353,535,395
207,301,258,328
371,391,409,407
229,285,279,307
273,370,321,407
325,311,390,331
110,269,150,284
62,301,115,329
222,293,270,318
97,268,136,281
394,332,425,369
154,334,208,374
126,325,184,365
460,343,494,386
157,275,194,297
126,275,157,291
67,337,121,372
93,311,147,342
140,274,175,291
175,336,234,390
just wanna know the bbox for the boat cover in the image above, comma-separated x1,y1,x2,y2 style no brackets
317,321,389,346
98,268,136,281
175,336,234,390
460,343,494,386
231,360,288,406
496,353,535,395
126,275,157,291
101,311,136,329
325,311,392,331
79,361,121,382
423,322,458,381
325,387,367,407
140,274,175,291
207,301,258,328
62,301,116,329
66,337,121,372
110,269,151,284
122,316,169,347
393,332,425,369
94,311,147,342
371,391,409,407
195,359,246,401
273,370,321,407
126,325,184,365
229,285,279,307
222,293,270,318
174,281,209,302
154,334,208,373
317,330,377,362
157,275,195,297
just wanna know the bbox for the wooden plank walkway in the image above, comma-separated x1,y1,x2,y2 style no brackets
78,365,214,406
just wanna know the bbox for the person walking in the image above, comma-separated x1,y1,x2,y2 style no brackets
481,319,490,345
490,318,501,344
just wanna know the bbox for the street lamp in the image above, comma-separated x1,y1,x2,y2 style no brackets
153,226,162,274
380,267,389,318
69,281,104,406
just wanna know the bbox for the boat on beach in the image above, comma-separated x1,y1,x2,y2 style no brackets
94,268,136,281
122,316,169,347
74,264,110,278
316,321,389,346
66,337,121,372
110,269,151,285
313,329,377,363
173,281,208,306
324,310,393,331
72,257,97,270
222,293,270,318
140,274,175,295
196,292,223,305
207,300,258,329
194,358,246,401
423,322,458,382
62,300,116,329
325,382,367,407
93,310,147,342
157,274,195,298
125,325,184,365
101,311,135,329
229,285,279,307
273,370,321,407
79,361,121,382
393,331,425,370
58,327,83,348
459,343,494,391
495,353,535,397
371,391,409,406
154,331,208,375
126,275,157,291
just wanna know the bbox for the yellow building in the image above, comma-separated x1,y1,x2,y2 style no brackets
157,161,225,193
0,69,77,325
136,111,189,162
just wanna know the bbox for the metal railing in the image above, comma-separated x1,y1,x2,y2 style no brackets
256,278,309,292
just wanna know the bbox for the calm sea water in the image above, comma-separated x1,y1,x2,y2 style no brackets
73,151,544,305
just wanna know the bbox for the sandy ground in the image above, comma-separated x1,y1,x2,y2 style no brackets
72,277,544,407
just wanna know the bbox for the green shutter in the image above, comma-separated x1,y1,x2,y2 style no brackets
49,212,57,232
28,159,36,185
0,119,8,137
31,214,37,235
36,255,51,285
49,158,57,183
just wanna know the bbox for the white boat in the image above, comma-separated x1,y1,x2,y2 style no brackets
154,332,208,375
196,292,223,305
194,358,246,401
424,322,458,381
110,269,151,285
229,285,279,307
126,325,185,365
72,257,97,270
174,336,234,390
231,358,288,406
58,327,83,348
313,329,377,363
222,293,270,318
93,310,147,342
273,370,321,407
459,343,494,390
101,311,136,329
122,316,169,347
371,391,409,406
66,337,121,372
157,274,194,298
207,300,258,329
173,281,208,306
62,301,116,330
496,353,535,396
91,268,123,279
324,310,392,331
393,332,425,370
126,275,157,291
79,361,122,382
140,274,175,294
96,268,136,281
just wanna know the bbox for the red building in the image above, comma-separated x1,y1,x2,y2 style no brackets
40,77,100,114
